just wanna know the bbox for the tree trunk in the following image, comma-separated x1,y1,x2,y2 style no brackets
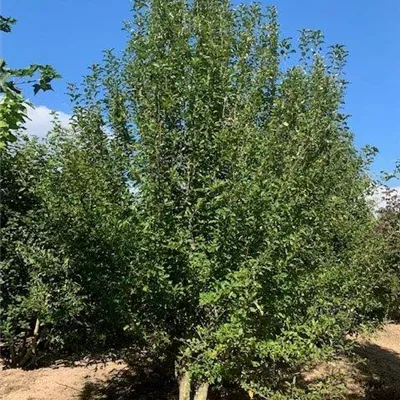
20,318,40,367
194,382,209,400
9,342,16,368
179,370,191,400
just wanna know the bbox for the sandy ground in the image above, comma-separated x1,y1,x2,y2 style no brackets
1,324,399,400
0,361,127,400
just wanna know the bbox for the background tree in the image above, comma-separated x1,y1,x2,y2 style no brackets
376,169,400,321
0,77,136,366
1,15,62,367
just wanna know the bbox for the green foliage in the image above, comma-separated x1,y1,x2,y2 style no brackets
0,16,60,149
0,16,16,33
119,0,389,395
376,186,400,319
0,115,134,366
0,2,394,398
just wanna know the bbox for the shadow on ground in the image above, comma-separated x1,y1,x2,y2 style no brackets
80,364,177,400
79,343,400,400
353,341,400,400
79,366,248,400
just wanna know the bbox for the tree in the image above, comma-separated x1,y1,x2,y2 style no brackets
0,93,135,366
0,137,67,367
0,15,62,366
376,171,400,320
118,1,389,397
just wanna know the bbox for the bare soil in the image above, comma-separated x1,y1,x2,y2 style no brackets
0,360,127,400
1,324,399,400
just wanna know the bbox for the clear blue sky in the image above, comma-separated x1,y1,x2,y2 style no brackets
2,0,399,179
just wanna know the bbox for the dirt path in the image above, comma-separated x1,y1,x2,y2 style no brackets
1,324,400,400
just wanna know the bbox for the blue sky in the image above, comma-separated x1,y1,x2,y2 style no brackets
2,0,399,179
